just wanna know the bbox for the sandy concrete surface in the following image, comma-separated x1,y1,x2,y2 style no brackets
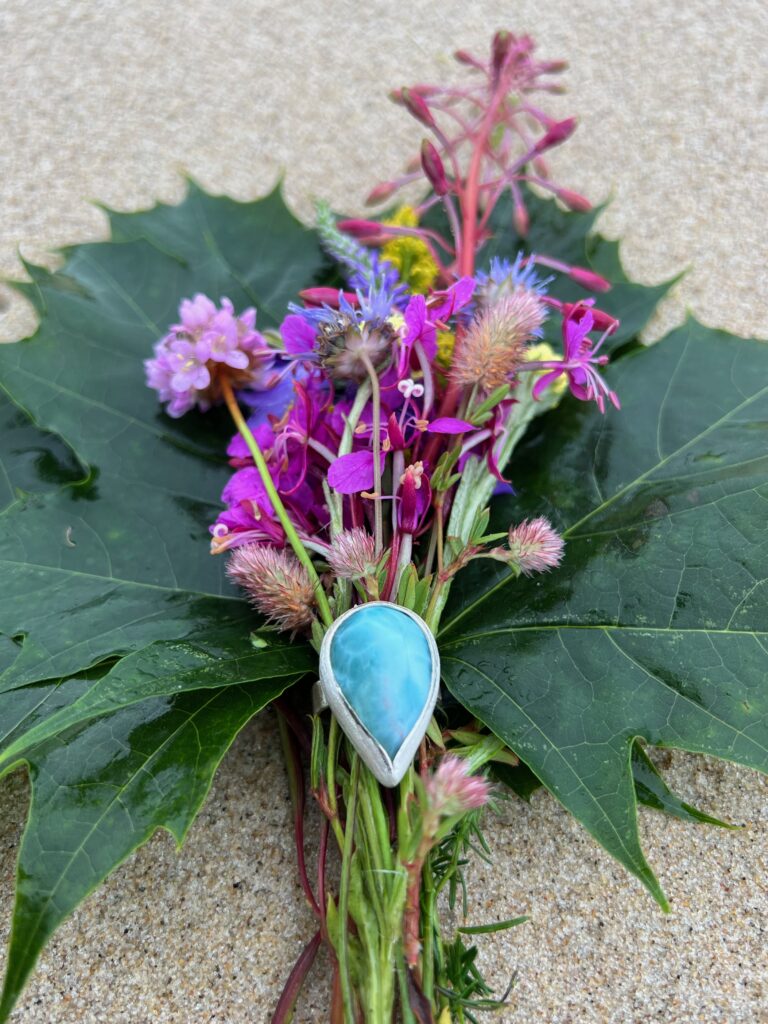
1,1,767,1021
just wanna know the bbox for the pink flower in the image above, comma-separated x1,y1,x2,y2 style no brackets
145,294,270,418
425,756,491,817
507,517,564,575
226,545,317,634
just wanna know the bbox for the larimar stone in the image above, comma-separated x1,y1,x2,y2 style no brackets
329,605,433,760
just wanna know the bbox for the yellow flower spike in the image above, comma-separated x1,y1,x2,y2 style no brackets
382,205,438,294
437,1008,453,1024
384,205,420,229
525,341,568,395
436,330,456,368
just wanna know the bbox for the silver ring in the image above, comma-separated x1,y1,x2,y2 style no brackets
317,601,440,787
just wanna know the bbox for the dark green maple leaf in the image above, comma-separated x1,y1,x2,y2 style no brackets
0,183,320,1020
0,685,283,1021
440,318,768,906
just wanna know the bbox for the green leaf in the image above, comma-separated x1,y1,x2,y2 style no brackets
630,743,734,829
457,916,529,935
494,741,734,828
0,682,279,1022
0,183,322,688
0,184,322,1016
0,628,312,767
440,318,768,906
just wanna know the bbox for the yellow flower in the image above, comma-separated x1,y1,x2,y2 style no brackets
436,330,455,368
382,205,438,294
437,1008,453,1024
525,341,567,395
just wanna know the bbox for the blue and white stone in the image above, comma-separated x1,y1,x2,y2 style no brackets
319,602,440,787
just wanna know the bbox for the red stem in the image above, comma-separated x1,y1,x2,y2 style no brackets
278,709,321,919
270,931,322,1024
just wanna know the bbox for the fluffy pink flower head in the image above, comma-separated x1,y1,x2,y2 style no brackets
327,528,378,581
226,544,317,634
507,517,564,575
425,755,492,817
145,294,271,418
450,291,546,391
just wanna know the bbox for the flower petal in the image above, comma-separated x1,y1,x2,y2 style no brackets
327,450,385,494
427,417,474,434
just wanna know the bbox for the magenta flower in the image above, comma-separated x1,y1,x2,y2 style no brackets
327,450,386,494
397,462,430,534
530,307,619,412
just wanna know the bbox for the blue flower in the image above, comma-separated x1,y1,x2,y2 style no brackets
476,252,552,296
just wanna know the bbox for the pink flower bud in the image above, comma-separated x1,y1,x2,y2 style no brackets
562,302,618,333
568,266,612,293
298,287,359,308
513,197,530,237
454,49,483,69
539,59,569,73
336,218,386,238
365,181,399,206
401,87,436,129
420,140,449,196
492,30,512,76
398,462,429,535
557,188,593,213
387,412,406,451
533,117,577,153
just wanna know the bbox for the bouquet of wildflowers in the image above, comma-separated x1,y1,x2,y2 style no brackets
1,27,766,1024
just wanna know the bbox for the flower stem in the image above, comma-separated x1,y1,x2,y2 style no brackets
221,377,333,627
338,753,361,1024
360,352,384,556
326,716,346,851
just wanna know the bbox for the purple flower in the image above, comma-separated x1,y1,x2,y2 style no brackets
327,450,386,494
530,308,619,412
145,294,270,418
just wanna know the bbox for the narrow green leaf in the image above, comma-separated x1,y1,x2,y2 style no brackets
457,916,530,935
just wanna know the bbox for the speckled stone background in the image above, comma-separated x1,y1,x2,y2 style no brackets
1,1,767,1021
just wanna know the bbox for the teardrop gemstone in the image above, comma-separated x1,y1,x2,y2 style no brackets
328,604,435,762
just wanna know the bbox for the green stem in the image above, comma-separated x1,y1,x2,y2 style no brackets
360,352,384,555
221,378,333,627
339,753,362,1024
421,858,436,1002
326,716,345,851
339,379,373,456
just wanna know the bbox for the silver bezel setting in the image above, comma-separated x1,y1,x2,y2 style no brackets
318,601,441,787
